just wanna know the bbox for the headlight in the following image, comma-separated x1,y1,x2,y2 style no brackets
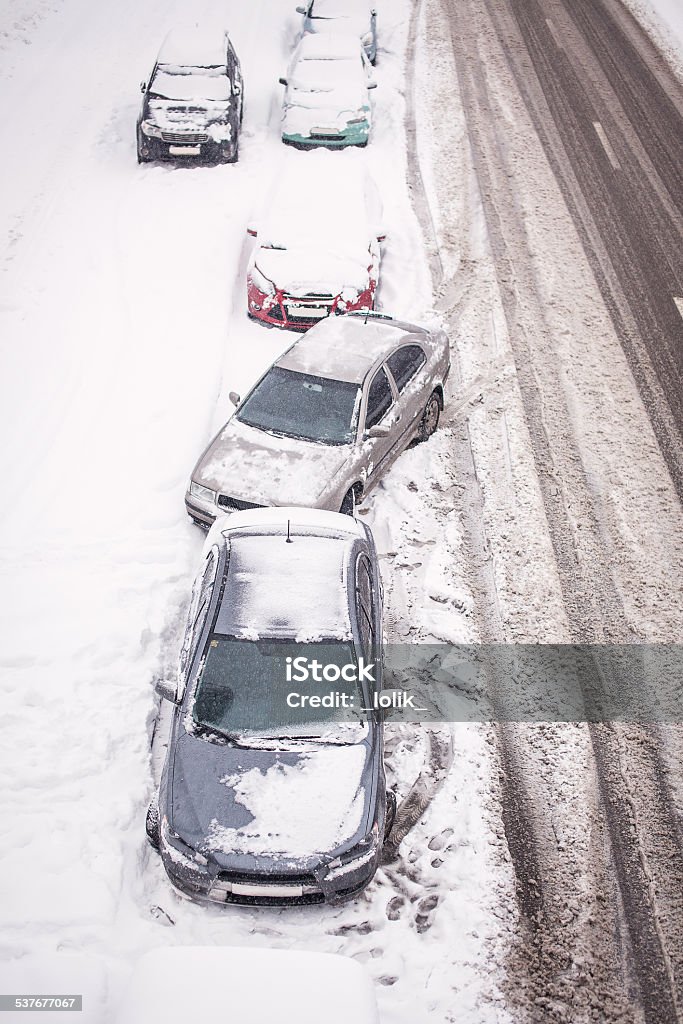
326,823,379,880
345,111,369,126
160,816,208,868
141,121,162,138
190,481,217,503
250,263,276,296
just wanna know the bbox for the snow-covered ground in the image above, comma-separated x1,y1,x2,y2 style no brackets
623,0,683,77
0,1,511,1022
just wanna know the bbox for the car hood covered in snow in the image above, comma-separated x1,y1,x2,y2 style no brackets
255,245,370,296
195,416,351,507
169,732,372,865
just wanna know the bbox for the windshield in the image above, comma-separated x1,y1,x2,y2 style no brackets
191,638,368,742
149,65,232,102
236,366,360,445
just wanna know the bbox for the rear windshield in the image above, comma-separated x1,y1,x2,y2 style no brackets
236,366,360,446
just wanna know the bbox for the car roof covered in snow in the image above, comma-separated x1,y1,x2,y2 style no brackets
256,150,381,251
211,509,365,640
115,947,380,1024
295,31,365,61
276,314,430,385
309,0,372,18
157,27,229,68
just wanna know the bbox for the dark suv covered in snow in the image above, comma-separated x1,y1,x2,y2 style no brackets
146,507,395,906
137,27,243,164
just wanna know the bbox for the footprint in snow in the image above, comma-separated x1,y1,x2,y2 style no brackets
415,893,440,934
386,895,406,921
427,827,454,852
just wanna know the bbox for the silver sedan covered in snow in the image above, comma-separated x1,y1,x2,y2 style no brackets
185,312,450,526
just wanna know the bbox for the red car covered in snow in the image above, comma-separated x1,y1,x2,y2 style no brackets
246,153,384,331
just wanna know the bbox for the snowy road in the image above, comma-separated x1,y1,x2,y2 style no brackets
415,0,683,1020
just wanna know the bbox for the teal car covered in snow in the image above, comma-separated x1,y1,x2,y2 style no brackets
279,33,376,149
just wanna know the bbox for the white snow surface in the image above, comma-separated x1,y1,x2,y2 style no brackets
209,746,366,856
0,1,511,1022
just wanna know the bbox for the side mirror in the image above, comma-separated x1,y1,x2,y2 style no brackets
278,77,288,86
155,678,178,704
365,424,390,439
229,391,241,407
140,81,147,94
377,233,386,242
296,5,307,13
368,80,378,90
247,225,258,237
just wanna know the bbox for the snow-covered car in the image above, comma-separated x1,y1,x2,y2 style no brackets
297,0,378,64
185,312,450,526
115,947,380,1023
137,28,243,164
247,154,384,329
146,506,395,907
279,33,376,149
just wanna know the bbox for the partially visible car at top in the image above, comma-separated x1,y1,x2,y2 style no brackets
279,32,376,149
247,152,384,330
115,947,380,1024
137,27,243,164
146,506,395,907
185,312,450,527
297,0,378,64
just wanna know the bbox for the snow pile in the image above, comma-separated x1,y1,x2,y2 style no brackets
208,747,367,856
622,0,683,77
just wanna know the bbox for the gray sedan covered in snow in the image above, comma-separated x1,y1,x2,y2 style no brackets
147,507,393,906
185,312,450,526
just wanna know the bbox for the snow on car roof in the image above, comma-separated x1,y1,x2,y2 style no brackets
157,27,229,68
277,314,429,384
256,150,380,252
309,0,372,18
215,521,358,640
296,30,365,61
115,947,380,1024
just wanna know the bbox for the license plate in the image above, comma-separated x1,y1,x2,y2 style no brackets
286,304,327,319
231,881,304,898
169,144,201,156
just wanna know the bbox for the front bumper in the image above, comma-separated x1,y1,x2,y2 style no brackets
185,490,266,528
248,284,374,332
282,121,370,149
161,848,380,907
138,130,237,163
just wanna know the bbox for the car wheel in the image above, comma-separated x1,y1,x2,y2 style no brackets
137,139,151,164
384,790,397,842
416,390,441,443
145,799,160,849
339,487,357,516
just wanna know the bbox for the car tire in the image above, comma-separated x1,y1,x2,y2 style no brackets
384,790,397,842
339,487,357,516
146,799,160,849
416,390,441,443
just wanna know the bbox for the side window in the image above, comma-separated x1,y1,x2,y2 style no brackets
179,550,218,678
365,367,393,429
387,345,426,393
355,555,375,660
